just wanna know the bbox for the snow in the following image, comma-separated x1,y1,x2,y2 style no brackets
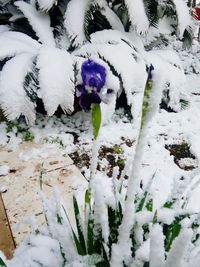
149,224,165,267
0,31,39,60
0,53,36,123
64,0,91,47
99,1,124,32
15,1,56,47
165,229,193,267
172,0,191,38
124,0,149,34
0,165,9,176
37,46,74,116
36,0,57,11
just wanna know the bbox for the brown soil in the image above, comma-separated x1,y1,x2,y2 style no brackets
165,142,197,171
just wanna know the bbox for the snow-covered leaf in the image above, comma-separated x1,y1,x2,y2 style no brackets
37,46,74,116
95,0,124,32
92,103,101,140
172,0,191,39
64,0,91,47
124,0,149,34
36,0,58,12
15,1,56,46
165,229,193,267
0,53,36,123
0,31,40,60
149,224,165,267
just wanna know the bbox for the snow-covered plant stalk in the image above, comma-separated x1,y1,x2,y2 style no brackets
111,64,156,266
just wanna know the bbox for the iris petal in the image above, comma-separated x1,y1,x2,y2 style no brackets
81,59,106,89
79,91,101,110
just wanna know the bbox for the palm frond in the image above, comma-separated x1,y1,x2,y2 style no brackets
0,30,39,60
64,0,91,48
144,0,159,28
110,1,130,32
84,2,112,41
124,0,149,34
35,0,58,12
15,1,56,46
0,53,36,123
37,46,74,116
182,26,193,49
23,58,40,103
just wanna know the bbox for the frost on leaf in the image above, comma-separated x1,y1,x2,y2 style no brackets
37,46,74,116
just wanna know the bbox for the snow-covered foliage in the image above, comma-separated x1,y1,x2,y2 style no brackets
1,170,200,267
0,0,193,123
0,2,199,266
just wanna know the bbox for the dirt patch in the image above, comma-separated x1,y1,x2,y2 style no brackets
98,145,125,177
69,151,90,170
165,142,198,171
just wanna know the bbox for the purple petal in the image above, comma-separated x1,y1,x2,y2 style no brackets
79,93,92,110
90,91,101,104
81,59,106,89
79,91,101,110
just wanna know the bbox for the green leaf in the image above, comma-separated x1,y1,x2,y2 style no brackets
92,104,101,140
73,196,87,255
61,205,83,256
0,258,7,267
136,191,148,212
163,200,175,209
93,222,103,255
142,81,153,127
164,222,182,251
23,130,34,142
146,199,153,212
152,211,158,224
107,204,122,253
85,189,91,205
87,210,94,255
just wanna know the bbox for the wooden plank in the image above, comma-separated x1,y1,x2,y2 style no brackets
0,193,15,259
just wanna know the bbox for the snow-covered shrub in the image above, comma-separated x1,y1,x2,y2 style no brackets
0,0,193,123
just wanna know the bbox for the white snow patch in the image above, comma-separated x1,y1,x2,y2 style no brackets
0,165,9,176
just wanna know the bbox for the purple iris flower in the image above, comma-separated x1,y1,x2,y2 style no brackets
76,59,113,110
81,59,106,90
